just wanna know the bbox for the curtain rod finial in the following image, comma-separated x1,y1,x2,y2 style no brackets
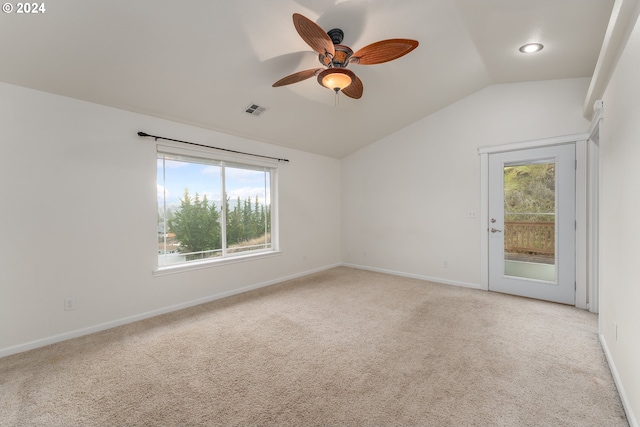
137,131,149,137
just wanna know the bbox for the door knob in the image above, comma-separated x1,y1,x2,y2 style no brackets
490,228,502,233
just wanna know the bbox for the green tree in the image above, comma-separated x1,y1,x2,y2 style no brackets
255,196,265,236
171,190,270,255
504,163,555,221
243,197,257,239
169,188,221,259
226,196,243,246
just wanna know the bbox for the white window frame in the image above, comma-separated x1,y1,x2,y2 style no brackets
154,143,280,276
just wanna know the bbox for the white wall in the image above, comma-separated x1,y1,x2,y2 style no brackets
341,78,590,287
600,12,640,425
0,82,341,356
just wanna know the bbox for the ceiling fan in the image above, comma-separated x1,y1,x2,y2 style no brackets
272,13,419,99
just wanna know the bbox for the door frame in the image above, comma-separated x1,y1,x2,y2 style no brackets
587,101,604,313
479,133,591,309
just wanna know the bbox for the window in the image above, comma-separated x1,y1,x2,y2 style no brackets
157,145,277,269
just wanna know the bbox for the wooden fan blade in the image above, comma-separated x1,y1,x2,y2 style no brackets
351,39,419,65
272,68,323,87
292,13,335,58
342,75,363,99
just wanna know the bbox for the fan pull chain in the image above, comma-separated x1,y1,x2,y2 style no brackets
334,88,340,106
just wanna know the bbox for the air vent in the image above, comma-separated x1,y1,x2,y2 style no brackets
244,103,268,117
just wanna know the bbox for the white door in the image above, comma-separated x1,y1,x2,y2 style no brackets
488,144,575,304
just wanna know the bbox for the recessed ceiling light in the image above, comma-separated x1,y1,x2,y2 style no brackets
519,43,544,53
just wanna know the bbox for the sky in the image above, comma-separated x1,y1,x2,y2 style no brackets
157,158,271,210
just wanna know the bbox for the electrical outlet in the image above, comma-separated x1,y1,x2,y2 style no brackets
467,210,478,218
64,298,75,311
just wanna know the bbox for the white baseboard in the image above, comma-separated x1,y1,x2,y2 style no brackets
0,263,341,359
341,263,482,290
600,334,638,427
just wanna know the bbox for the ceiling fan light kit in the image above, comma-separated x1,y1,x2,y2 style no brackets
272,13,419,100
318,68,355,92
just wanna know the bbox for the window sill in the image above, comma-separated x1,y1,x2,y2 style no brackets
153,251,283,277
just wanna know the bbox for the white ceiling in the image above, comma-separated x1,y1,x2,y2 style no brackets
0,0,614,158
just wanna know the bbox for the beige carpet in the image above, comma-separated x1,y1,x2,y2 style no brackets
0,267,628,426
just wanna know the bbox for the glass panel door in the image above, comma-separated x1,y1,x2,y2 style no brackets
488,144,575,305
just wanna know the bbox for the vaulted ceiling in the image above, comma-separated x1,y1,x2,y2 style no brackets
0,0,614,158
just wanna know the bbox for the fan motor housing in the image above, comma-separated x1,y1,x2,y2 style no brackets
319,44,353,68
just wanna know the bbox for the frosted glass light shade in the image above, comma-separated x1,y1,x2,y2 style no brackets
318,68,355,91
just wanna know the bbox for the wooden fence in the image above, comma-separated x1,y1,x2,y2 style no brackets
504,221,554,255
